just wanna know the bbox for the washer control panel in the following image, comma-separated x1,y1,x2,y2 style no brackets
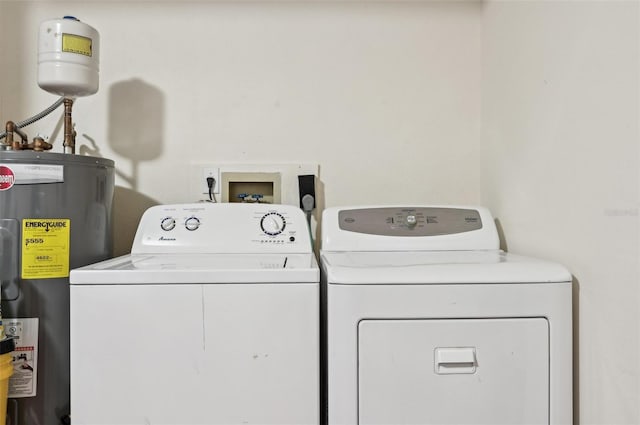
132,203,311,254
338,207,482,237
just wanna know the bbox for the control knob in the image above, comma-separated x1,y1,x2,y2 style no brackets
160,217,176,231
261,212,286,236
185,216,201,231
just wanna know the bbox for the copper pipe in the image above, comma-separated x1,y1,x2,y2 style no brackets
2,121,14,149
63,98,75,154
32,137,53,152
4,121,28,150
2,121,53,151
15,128,27,144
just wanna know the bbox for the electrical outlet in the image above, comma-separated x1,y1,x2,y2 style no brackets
190,162,318,205
201,166,221,195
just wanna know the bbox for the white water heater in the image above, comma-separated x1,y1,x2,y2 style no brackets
38,16,100,97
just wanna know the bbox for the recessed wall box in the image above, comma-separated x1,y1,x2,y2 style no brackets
222,172,282,204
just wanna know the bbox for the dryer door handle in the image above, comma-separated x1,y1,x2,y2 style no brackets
434,347,477,374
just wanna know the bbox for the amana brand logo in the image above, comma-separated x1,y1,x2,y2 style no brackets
0,166,15,191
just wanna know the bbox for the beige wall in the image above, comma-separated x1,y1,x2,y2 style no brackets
482,1,640,423
0,1,482,207
1,1,482,253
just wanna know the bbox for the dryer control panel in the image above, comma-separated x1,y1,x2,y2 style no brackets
322,205,500,252
338,207,482,237
131,203,312,254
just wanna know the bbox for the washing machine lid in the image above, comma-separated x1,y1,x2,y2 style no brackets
320,250,571,284
70,253,319,284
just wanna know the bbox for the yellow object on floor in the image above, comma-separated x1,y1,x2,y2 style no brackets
0,339,15,425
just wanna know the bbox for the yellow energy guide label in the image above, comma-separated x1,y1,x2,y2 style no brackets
21,219,71,279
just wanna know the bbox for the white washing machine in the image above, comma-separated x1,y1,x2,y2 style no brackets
70,203,319,425
320,206,572,425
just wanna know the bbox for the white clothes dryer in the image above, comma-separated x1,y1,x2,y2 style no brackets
320,206,572,425
70,203,319,425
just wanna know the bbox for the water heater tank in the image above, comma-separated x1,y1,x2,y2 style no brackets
38,16,100,97
0,151,114,424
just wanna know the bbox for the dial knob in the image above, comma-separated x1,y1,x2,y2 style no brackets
261,212,286,236
406,215,417,228
185,216,200,231
160,217,176,231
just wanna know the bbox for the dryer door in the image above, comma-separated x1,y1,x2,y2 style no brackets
358,318,549,425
